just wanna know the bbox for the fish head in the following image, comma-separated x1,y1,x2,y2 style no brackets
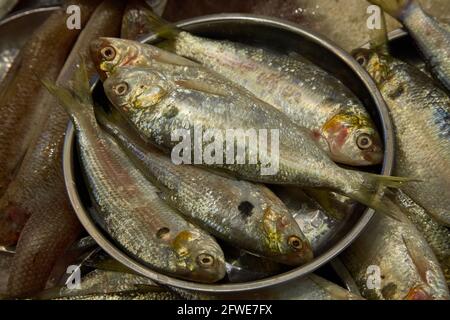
103,67,172,118
90,37,147,80
171,230,226,283
320,112,384,166
353,48,393,86
261,206,313,266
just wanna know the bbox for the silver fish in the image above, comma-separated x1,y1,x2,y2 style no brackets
354,48,450,226
42,64,226,284
340,213,449,300
369,0,450,91
96,108,313,266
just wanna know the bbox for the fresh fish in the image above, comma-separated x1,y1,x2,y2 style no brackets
178,274,363,300
43,64,226,284
271,186,354,253
38,269,163,299
394,190,450,286
0,0,99,199
99,54,409,220
96,108,312,266
105,11,383,166
369,0,450,91
3,0,125,298
354,48,450,226
54,290,179,300
340,213,449,300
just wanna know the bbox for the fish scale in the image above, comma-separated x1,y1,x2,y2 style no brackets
97,110,312,265
43,63,225,284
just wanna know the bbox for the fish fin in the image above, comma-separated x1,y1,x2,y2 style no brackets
367,0,417,20
303,189,345,220
174,79,228,97
140,5,181,40
41,60,94,124
342,172,419,222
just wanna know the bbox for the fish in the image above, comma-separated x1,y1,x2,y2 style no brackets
99,11,383,166
368,0,450,92
0,0,100,199
271,186,355,253
4,0,126,298
353,47,450,226
394,190,450,286
340,213,449,300
0,251,13,295
96,108,313,266
176,274,364,300
100,58,410,221
43,63,226,284
38,269,166,299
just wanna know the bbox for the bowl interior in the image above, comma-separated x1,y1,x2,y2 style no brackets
65,15,394,293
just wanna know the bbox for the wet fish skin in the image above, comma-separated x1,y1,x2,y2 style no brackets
369,0,450,91
44,65,226,284
272,186,353,253
394,190,450,286
0,0,98,199
4,0,125,298
97,109,313,266
54,290,179,300
341,213,449,300
101,58,408,220
354,49,450,226
121,0,156,40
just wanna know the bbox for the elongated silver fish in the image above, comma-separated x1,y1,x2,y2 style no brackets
354,48,450,226
101,58,409,221
369,0,450,91
340,212,449,300
43,64,226,283
91,29,383,166
394,190,450,286
96,108,312,266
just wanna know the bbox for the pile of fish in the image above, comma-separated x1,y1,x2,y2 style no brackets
0,0,448,300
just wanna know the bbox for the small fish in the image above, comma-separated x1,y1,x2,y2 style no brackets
354,47,450,226
0,0,100,200
96,108,312,266
4,0,126,299
100,57,410,221
43,63,226,284
394,190,450,286
104,11,383,166
340,213,449,300
368,0,450,91
178,274,363,300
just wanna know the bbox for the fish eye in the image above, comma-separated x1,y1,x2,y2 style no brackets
288,236,303,250
356,54,367,66
197,253,215,268
101,46,116,61
113,82,129,96
356,133,373,150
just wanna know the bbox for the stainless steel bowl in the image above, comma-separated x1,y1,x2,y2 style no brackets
62,14,395,294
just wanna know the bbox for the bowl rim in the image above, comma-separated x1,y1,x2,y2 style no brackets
63,13,395,293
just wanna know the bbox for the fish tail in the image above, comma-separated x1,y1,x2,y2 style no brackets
143,4,181,40
41,60,95,126
368,0,417,20
342,172,418,222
